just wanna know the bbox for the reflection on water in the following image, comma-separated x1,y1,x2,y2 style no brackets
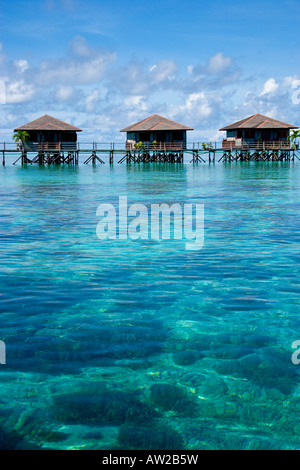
0,162,300,449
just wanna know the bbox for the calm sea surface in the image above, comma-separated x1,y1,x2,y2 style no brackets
1,160,300,450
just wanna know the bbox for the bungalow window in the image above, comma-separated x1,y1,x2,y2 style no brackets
127,132,136,141
227,130,236,138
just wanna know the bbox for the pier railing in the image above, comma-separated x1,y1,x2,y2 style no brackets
222,139,297,150
0,140,297,152
125,141,185,150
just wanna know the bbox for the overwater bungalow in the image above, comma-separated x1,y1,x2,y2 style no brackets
14,114,82,151
120,114,193,150
219,114,298,149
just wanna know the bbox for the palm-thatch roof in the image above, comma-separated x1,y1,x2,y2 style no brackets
120,114,193,132
219,114,298,131
14,114,82,132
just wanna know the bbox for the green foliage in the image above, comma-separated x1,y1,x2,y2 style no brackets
134,141,144,149
288,130,300,148
12,130,30,148
202,142,213,150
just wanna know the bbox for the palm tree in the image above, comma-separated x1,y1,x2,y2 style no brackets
12,130,30,150
288,130,300,149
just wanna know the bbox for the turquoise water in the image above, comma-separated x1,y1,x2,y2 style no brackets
1,161,300,450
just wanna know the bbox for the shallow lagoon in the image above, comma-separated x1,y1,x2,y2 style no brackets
0,161,300,450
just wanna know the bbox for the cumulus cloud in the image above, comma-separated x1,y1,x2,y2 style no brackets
14,60,29,73
149,60,178,83
85,89,100,112
260,78,279,96
109,58,180,98
110,60,151,96
56,85,74,101
282,76,300,88
68,35,94,58
123,95,147,110
231,75,300,127
38,52,116,86
2,34,297,142
189,52,235,78
176,92,212,118
21,35,117,88
6,80,35,103
185,52,241,94
206,52,232,74
167,91,222,133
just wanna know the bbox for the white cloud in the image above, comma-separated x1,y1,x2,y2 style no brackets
85,89,100,112
207,52,232,74
169,92,213,124
282,76,300,89
68,36,93,58
149,60,178,83
6,80,35,103
260,78,279,95
14,60,29,73
235,74,300,126
56,85,74,101
38,53,116,86
187,65,193,75
33,37,117,87
112,61,149,95
184,93,212,117
190,52,234,80
123,95,147,110
2,33,298,142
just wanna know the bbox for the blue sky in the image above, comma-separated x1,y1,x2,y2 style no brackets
1,0,300,142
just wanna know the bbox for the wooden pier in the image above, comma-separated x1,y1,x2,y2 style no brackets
0,141,299,166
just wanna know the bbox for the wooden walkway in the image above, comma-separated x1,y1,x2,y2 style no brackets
0,141,299,165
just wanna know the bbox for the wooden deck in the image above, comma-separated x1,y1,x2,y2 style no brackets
0,141,299,165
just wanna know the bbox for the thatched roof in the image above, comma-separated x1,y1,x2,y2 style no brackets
219,114,298,131
120,114,193,132
14,114,82,132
